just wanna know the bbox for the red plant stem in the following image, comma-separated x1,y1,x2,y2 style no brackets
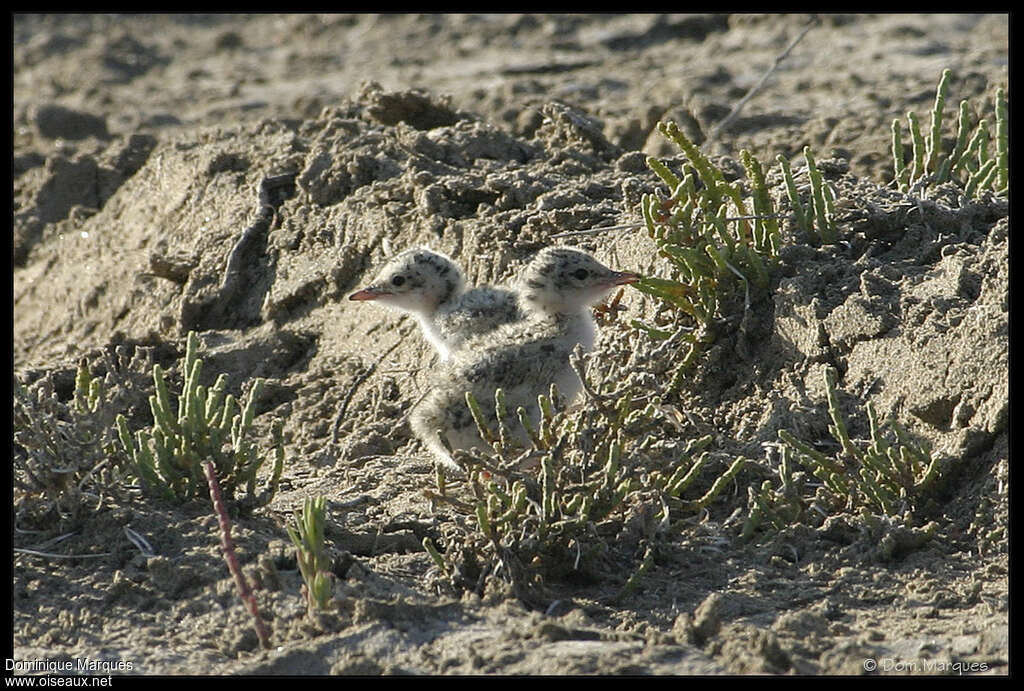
203,461,271,649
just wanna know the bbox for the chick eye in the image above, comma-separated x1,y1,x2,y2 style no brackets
573,268,589,280
391,275,406,287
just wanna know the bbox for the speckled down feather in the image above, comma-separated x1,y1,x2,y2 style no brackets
410,312,586,465
349,247,524,360
436,286,524,350
411,247,639,469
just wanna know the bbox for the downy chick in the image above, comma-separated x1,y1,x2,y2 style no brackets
348,247,522,360
411,247,639,468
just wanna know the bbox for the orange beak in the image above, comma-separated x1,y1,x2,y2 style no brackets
348,287,386,301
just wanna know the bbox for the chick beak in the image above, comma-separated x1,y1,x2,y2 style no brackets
348,286,387,301
611,271,641,286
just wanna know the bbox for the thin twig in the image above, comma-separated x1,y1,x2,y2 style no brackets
704,15,819,149
647,324,693,360
722,258,752,312
551,214,786,239
569,345,630,404
14,548,111,559
332,334,407,444
124,526,156,557
203,460,271,650
550,222,645,239
422,490,476,513
25,531,77,550
718,213,785,221
387,386,432,440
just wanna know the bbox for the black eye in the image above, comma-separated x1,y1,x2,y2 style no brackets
391,275,406,287
573,269,589,280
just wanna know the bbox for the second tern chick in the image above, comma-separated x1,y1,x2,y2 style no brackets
411,247,639,468
348,247,522,360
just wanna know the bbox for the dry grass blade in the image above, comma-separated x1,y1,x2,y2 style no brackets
704,15,820,148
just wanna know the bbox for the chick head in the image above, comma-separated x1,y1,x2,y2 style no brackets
349,247,464,315
518,246,639,315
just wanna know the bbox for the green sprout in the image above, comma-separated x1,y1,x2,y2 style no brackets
803,147,838,243
740,444,805,541
286,496,333,613
630,120,800,389
892,69,1008,197
743,366,943,542
14,359,123,519
116,331,284,507
775,148,838,244
424,366,747,600
642,121,780,293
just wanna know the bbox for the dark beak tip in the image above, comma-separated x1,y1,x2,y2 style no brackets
348,288,380,301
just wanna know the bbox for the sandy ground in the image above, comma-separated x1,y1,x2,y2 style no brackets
12,14,1008,675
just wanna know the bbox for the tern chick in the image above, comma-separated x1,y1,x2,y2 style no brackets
411,247,639,469
348,247,522,360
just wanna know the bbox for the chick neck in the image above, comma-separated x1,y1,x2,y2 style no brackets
521,298,597,353
415,273,466,361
